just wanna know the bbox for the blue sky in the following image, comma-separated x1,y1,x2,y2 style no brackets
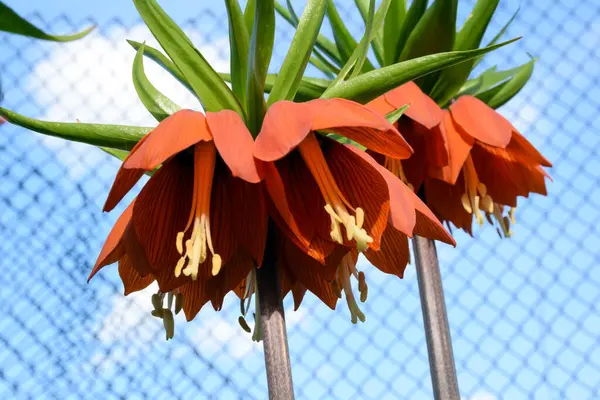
1,1,599,399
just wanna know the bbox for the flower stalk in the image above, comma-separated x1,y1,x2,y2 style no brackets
413,235,459,400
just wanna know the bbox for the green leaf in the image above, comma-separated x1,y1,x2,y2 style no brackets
127,40,194,94
393,0,426,64
268,0,328,105
225,0,250,108
385,104,409,124
354,0,385,66
244,0,256,33
430,0,500,105
399,0,458,93
246,0,275,135
308,53,339,77
473,6,520,68
132,43,181,122
0,107,150,150
326,0,375,71
458,57,536,97
478,57,535,109
325,0,391,90
133,0,242,114
101,147,130,162
322,37,520,103
223,73,329,101
383,0,406,66
275,1,342,66
351,0,377,79
0,2,94,41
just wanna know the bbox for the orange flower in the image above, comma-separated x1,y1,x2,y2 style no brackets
368,84,552,236
254,98,454,321
89,109,268,322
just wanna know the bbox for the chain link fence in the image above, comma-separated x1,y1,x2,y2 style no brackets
1,1,599,398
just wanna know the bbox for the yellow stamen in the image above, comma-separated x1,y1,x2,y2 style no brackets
175,142,221,280
336,253,367,324
298,133,374,252
461,155,495,226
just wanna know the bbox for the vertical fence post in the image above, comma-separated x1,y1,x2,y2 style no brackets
413,235,460,400
256,228,295,400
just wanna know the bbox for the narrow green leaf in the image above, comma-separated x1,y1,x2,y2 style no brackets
351,0,376,78
246,0,275,135
133,0,242,114
322,37,520,103
385,104,410,124
268,0,328,104
479,57,535,108
430,0,500,105
244,0,256,33
275,1,342,66
399,0,458,93
127,40,194,94
326,1,375,71
473,6,520,68
383,0,406,66
393,0,426,64
222,73,329,101
101,147,130,162
458,58,536,97
225,0,250,107
0,2,94,41
309,53,339,77
0,107,150,150
354,0,385,66
325,0,392,91
132,43,181,122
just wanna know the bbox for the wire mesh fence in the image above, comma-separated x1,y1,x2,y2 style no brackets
0,1,599,399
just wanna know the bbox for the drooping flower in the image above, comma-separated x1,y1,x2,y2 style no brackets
254,98,454,321
368,84,551,236
89,109,269,327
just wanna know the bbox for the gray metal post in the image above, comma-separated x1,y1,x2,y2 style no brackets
256,228,295,400
413,235,460,400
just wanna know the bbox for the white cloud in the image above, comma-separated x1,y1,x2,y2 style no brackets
25,24,230,179
463,392,497,400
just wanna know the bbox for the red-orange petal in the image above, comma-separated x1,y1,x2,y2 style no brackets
125,109,212,170
179,278,209,322
118,254,155,295
471,142,549,207
89,200,135,281
207,110,262,183
290,282,308,311
424,176,473,234
507,130,552,167
103,135,149,212
311,98,412,159
429,110,474,185
368,82,443,129
132,155,193,274
449,96,513,148
254,100,315,162
345,144,415,237
323,138,390,250
365,227,409,278
407,189,456,245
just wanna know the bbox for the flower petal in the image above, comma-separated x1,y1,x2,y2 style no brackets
407,190,456,245
449,96,512,148
429,110,474,185
508,130,552,167
290,282,308,311
312,98,412,159
425,176,473,234
132,155,193,274
471,142,548,207
103,135,149,212
254,101,315,162
89,200,135,281
207,110,262,183
207,251,254,311
365,227,409,278
179,278,209,322
324,139,390,250
346,145,415,236
368,82,443,129
118,254,154,295
125,109,212,170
